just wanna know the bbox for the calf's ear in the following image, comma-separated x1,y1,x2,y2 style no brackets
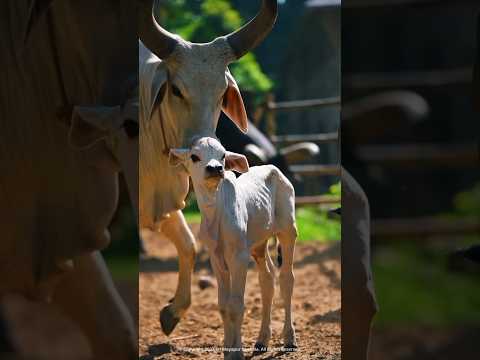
222,70,248,134
169,149,190,167
225,151,249,173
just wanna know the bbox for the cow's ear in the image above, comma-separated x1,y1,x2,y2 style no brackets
68,106,123,149
142,56,168,120
169,148,190,167
222,70,248,134
225,151,249,173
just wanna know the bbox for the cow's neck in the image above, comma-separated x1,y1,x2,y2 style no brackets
158,104,217,151
157,105,182,153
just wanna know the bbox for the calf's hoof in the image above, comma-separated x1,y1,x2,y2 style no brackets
159,305,180,336
253,342,268,354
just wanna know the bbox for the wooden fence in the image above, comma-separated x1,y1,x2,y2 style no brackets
260,95,341,207
262,94,478,241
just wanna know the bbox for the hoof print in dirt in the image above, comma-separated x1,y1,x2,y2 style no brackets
198,275,216,290
253,342,268,354
159,306,180,336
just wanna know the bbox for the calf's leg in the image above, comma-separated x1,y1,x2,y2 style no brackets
159,210,196,335
210,251,234,351
225,250,249,360
277,228,297,349
252,244,274,352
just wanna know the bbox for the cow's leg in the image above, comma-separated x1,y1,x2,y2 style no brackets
159,210,196,335
252,243,274,352
277,227,297,349
52,251,137,360
225,249,249,360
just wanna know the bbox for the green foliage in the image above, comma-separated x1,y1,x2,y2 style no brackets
453,182,480,216
156,0,273,94
328,181,341,197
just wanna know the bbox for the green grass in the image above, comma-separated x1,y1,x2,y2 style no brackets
296,207,340,242
373,241,480,328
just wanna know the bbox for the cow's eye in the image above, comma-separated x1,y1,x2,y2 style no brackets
191,154,200,162
171,84,184,99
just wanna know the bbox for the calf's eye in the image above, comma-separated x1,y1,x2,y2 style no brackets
191,154,200,162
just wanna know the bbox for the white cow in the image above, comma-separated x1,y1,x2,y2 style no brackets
138,0,279,335
169,137,297,359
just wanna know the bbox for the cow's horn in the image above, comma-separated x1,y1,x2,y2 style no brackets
226,0,278,60
138,0,179,59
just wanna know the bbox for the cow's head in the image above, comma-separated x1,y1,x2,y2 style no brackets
139,0,278,146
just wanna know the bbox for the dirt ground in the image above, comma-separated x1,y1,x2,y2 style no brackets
139,228,341,360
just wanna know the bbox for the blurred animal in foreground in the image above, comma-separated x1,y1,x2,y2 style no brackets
1,1,139,358
0,293,91,360
169,137,297,359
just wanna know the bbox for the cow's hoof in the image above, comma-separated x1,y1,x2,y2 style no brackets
159,305,180,336
253,342,268,354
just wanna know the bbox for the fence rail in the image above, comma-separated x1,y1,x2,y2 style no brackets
272,132,338,145
344,67,472,90
356,143,479,167
263,95,340,203
266,97,340,112
295,195,341,207
289,164,341,177
372,216,480,239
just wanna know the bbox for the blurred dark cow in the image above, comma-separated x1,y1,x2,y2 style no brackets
216,114,319,182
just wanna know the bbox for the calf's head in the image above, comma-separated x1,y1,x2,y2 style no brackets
169,137,249,190
139,0,278,145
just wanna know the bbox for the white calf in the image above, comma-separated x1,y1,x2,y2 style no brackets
170,137,297,359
